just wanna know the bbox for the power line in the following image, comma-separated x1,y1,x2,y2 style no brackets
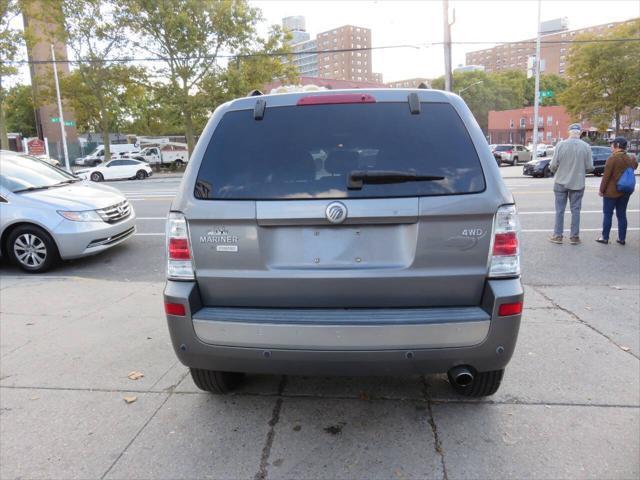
1,38,638,66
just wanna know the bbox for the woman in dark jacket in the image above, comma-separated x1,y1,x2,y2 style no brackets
596,137,638,245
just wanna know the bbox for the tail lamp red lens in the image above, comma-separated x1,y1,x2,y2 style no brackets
168,238,190,260
164,302,186,316
498,302,523,316
493,232,518,256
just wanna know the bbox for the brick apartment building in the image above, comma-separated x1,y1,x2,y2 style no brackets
487,105,586,145
465,17,637,77
283,18,383,82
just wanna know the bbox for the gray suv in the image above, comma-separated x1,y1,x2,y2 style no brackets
164,89,523,397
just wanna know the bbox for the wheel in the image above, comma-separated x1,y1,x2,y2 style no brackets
135,170,148,180
189,368,244,394
512,156,518,165
7,225,58,273
174,159,184,168
90,172,103,182
543,165,552,178
448,369,504,397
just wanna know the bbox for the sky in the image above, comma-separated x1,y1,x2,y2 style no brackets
252,0,640,82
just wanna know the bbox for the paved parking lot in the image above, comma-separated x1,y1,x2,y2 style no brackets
1,167,639,479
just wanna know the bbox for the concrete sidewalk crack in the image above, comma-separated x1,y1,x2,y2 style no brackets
532,286,640,360
254,376,287,480
422,376,448,480
99,391,173,480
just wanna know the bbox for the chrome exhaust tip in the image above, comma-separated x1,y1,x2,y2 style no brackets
449,366,474,388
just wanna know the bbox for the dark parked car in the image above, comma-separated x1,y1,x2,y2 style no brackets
523,145,611,177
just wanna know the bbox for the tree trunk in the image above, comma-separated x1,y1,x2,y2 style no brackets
100,112,111,162
0,98,8,150
184,108,195,158
615,110,621,136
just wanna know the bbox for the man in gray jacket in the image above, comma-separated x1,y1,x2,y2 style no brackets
549,123,594,245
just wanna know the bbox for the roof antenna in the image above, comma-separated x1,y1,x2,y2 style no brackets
417,82,429,89
247,89,263,96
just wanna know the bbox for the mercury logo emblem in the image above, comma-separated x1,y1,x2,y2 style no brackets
325,202,347,224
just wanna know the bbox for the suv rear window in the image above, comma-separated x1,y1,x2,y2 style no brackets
494,145,513,151
195,102,485,200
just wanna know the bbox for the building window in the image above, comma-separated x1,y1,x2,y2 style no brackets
510,119,515,128
546,131,552,140
547,116,553,126
520,118,526,128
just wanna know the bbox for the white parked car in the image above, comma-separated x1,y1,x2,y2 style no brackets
76,158,153,182
536,144,555,157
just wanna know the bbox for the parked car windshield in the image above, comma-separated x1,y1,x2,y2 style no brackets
0,152,76,193
195,102,485,200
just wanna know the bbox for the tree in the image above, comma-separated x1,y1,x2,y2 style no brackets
54,0,133,161
118,0,265,156
0,0,23,148
559,19,640,134
4,83,37,136
203,25,298,106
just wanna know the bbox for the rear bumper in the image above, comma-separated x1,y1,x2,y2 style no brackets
164,278,524,375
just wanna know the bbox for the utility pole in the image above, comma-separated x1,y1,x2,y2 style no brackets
443,0,454,92
51,44,70,172
532,0,542,155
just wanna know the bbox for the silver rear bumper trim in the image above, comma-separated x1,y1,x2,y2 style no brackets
192,308,490,350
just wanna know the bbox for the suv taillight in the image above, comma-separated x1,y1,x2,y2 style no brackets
489,205,520,278
167,212,194,280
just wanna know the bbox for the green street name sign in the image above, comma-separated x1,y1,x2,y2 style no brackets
50,117,60,123
540,90,553,98
64,120,76,127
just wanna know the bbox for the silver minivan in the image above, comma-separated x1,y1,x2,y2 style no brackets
0,151,136,272
164,89,523,397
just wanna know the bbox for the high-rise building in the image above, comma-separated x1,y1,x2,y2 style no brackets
316,25,373,82
385,77,431,89
282,16,310,45
281,18,377,82
465,18,636,77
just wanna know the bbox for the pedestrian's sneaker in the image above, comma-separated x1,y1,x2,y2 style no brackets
616,239,626,246
595,237,609,244
548,235,563,244
569,236,581,245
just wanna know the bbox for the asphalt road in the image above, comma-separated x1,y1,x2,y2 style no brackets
1,167,639,479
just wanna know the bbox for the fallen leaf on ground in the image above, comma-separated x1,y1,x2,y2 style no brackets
127,371,144,380
358,392,370,401
584,306,592,311
620,346,631,352
123,396,137,404
30,395,39,400
612,286,623,290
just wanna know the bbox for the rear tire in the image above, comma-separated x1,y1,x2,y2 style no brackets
7,225,58,273
189,368,244,394
448,369,504,397
135,170,148,180
90,172,103,182
512,156,518,165
174,159,184,168
543,165,552,178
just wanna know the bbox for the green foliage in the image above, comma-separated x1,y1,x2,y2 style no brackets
4,83,36,136
432,70,568,131
559,19,640,133
1,0,24,148
117,0,263,155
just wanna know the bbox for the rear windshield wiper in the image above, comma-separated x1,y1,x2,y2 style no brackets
348,170,445,190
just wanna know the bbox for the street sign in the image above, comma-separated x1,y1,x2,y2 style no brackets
64,120,76,127
50,117,60,123
26,138,46,156
540,90,553,98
